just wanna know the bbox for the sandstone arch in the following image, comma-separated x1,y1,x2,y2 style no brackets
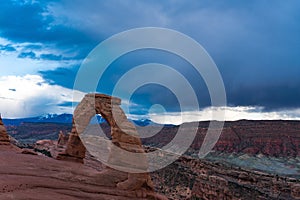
58,93,153,191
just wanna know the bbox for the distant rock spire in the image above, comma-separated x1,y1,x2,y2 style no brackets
0,113,10,145
0,113,3,125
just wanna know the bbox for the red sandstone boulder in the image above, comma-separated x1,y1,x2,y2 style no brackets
21,148,38,155
292,184,300,199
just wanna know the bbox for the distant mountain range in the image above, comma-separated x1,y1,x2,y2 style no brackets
3,114,73,125
3,113,163,126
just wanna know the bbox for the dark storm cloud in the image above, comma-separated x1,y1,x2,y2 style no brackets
1,0,300,113
0,44,16,52
39,53,79,61
0,1,51,42
227,83,300,111
40,53,63,61
39,66,79,89
17,51,37,59
57,101,73,107
24,44,43,50
0,0,95,57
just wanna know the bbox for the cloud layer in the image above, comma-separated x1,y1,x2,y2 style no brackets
0,74,84,118
147,106,300,125
0,0,299,119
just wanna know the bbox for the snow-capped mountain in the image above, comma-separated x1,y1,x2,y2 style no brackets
3,114,73,126
3,114,165,126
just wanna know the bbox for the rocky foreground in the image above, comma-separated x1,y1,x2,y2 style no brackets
2,143,300,200
1,132,300,199
153,155,300,199
0,145,167,200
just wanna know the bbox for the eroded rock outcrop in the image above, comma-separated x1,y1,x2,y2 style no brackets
0,144,167,200
292,184,300,199
0,115,10,145
152,155,300,199
56,120,87,163
142,120,300,158
57,93,154,192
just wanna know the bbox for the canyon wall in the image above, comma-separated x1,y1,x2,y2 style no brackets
153,156,300,199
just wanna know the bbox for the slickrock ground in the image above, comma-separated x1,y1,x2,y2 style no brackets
33,135,300,199
2,129,300,199
0,145,166,200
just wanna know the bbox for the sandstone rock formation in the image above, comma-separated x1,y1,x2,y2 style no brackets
57,93,153,192
56,119,87,163
0,145,167,200
0,114,10,145
292,184,300,199
152,155,300,199
142,120,300,158
7,119,300,158
57,131,69,147
21,148,38,155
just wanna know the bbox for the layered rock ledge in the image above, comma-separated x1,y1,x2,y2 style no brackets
0,145,166,200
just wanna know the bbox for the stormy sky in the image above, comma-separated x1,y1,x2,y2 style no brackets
0,0,299,124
